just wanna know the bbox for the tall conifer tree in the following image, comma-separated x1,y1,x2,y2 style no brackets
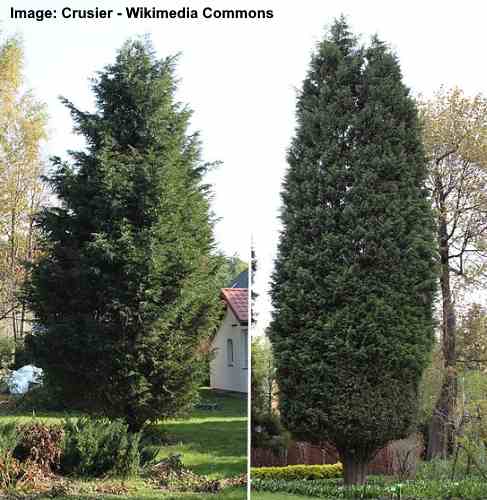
270,18,437,484
25,39,222,431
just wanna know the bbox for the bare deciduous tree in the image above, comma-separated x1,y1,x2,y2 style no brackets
420,87,487,459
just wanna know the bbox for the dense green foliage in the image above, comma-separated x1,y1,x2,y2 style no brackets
23,39,223,431
252,464,342,481
269,17,437,481
61,417,141,477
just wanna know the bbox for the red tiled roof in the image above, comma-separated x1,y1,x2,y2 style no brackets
221,288,248,324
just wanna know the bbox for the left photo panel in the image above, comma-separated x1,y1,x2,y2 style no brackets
1,2,253,498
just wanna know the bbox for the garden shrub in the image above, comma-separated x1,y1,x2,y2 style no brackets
0,423,21,488
15,422,64,472
0,423,45,491
251,463,342,480
251,411,290,454
60,417,140,478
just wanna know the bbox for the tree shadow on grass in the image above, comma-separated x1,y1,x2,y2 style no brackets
159,419,247,477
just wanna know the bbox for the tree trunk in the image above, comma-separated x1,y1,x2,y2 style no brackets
428,212,457,459
341,452,368,485
125,408,146,433
19,303,26,338
427,367,456,459
20,208,35,339
9,208,18,342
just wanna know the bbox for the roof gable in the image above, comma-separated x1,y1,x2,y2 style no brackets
221,288,248,324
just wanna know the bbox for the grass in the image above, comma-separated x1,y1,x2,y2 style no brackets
161,389,247,478
0,388,247,499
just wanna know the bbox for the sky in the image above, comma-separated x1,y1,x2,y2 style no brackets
3,0,487,335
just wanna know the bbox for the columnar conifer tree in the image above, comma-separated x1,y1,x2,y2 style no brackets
24,39,223,431
270,18,437,485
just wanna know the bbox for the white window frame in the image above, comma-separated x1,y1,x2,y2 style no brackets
227,338,234,366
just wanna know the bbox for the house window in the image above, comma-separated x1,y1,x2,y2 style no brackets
227,338,234,366
242,330,248,369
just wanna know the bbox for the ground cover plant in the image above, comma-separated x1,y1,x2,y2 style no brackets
252,477,487,499
0,388,246,499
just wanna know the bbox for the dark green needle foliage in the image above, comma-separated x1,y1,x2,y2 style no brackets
269,17,437,484
24,39,223,431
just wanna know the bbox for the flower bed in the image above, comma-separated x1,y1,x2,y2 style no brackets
252,477,487,499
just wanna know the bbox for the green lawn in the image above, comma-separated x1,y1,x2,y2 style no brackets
0,388,247,499
160,389,247,478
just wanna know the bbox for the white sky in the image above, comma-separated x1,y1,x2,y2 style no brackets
3,1,487,335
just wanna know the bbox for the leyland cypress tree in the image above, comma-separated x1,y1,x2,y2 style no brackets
270,18,437,484
24,39,222,431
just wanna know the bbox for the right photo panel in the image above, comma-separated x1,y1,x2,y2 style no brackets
250,3,487,499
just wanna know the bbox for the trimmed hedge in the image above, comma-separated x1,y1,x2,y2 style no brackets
251,463,342,480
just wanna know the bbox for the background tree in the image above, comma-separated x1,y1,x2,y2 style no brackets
250,335,285,455
458,303,487,372
0,34,47,342
24,39,223,431
216,253,247,288
420,88,487,459
251,336,275,417
270,17,437,485
251,243,258,325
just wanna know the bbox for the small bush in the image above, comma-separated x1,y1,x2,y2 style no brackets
60,417,140,478
15,422,64,472
251,463,342,481
0,423,22,489
0,423,43,491
251,412,290,453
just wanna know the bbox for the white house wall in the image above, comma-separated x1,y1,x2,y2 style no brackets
210,307,248,393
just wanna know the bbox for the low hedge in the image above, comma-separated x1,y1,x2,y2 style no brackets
251,463,342,480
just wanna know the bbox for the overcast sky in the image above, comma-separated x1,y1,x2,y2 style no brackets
3,0,487,335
